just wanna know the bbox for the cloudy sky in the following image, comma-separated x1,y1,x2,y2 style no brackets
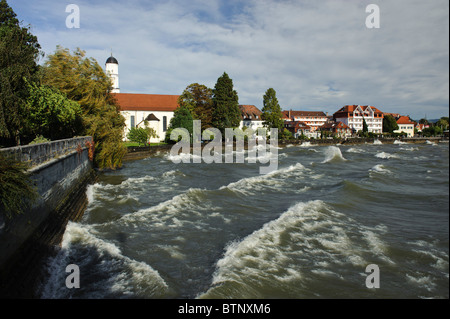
8,0,449,119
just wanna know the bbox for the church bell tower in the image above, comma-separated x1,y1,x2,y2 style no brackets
105,53,120,93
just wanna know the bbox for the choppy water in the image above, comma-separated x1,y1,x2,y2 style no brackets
39,141,449,299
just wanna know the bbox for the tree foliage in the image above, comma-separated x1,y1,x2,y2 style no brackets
211,72,241,135
165,105,194,143
178,83,213,131
0,0,43,145
127,123,158,146
24,81,83,140
383,114,399,133
0,152,38,218
261,88,283,134
41,47,127,169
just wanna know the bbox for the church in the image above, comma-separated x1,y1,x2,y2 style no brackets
105,55,179,143
105,55,264,143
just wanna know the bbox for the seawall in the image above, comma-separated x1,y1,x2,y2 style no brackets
0,137,96,298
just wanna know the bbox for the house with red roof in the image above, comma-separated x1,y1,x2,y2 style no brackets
333,105,384,134
239,105,264,132
321,121,352,138
282,110,328,132
394,116,416,137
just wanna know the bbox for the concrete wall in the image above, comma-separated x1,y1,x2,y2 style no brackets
0,137,95,296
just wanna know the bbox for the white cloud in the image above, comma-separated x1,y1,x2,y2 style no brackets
8,0,449,119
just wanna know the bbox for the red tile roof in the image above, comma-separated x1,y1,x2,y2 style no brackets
334,105,384,117
113,93,179,112
282,110,327,118
240,105,262,120
396,116,415,125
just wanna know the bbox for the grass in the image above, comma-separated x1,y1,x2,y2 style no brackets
124,141,168,147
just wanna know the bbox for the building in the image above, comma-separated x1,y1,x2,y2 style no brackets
282,110,328,132
105,54,120,93
106,55,265,143
333,105,384,134
394,116,415,137
239,105,264,132
284,121,312,138
320,121,352,138
113,93,179,143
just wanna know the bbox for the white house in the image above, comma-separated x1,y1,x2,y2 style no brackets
239,105,264,132
282,110,328,132
333,105,384,134
394,116,415,137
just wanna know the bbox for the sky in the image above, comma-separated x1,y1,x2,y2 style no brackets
7,0,449,120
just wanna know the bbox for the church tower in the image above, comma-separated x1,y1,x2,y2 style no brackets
105,53,120,93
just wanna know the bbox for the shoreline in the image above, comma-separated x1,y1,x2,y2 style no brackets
123,136,448,162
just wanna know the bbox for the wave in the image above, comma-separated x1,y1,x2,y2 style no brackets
426,140,437,145
369,164,391,175
220,162,305,195
394,140,408,145
375,152,399,159
40,222,170,298
198,200,393,298
346,147,364,153
322,146,346,163
373,139,383,145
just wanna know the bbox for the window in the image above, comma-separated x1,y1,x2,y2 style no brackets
130,116,135,128
163,116,167,132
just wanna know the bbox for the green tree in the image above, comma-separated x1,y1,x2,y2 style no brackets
436,117,449,130
362,117,368,133
41,47,126,169
0,0,42,145
127,123,158,146
261,88,283,136
165,105,194,143
178,83,213,131
0,152,38,218
24,81,83,140
383,114,399,133
211,72,240,136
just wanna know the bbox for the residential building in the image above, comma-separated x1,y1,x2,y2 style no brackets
333,105,384,134
281,110,328,132
394,116,415,137
284,121,312,138
239,105,264,132
321,121,352,138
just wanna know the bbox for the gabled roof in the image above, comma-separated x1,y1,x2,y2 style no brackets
334,105,383,117
113,93,179,112
396,116,415,125
282,110,327,119
240,105,262,120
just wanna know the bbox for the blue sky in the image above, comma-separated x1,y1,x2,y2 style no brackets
7,0,449,120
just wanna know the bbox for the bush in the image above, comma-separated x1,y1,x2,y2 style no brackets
0,153,38,218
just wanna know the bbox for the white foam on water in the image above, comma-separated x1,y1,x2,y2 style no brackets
373,139,383,145
406,273,437,292
199,200,387,298
40,222,169,298
220,162,305,195
394,140,408,145
346,147,364,153
400,146,419,151
322,146,346,163
369,164,391,175
425,140,436,145
375,152,399,159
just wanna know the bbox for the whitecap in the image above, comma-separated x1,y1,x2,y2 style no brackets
375,152,399,159
322,146,346,163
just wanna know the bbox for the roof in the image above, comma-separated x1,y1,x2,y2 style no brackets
396,116,415,125
106,56,118,64
113,93,179,112
282,110,327,119
240,105,262,120
334,105,384,117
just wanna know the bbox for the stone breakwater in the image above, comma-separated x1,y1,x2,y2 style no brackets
0,137,96,298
